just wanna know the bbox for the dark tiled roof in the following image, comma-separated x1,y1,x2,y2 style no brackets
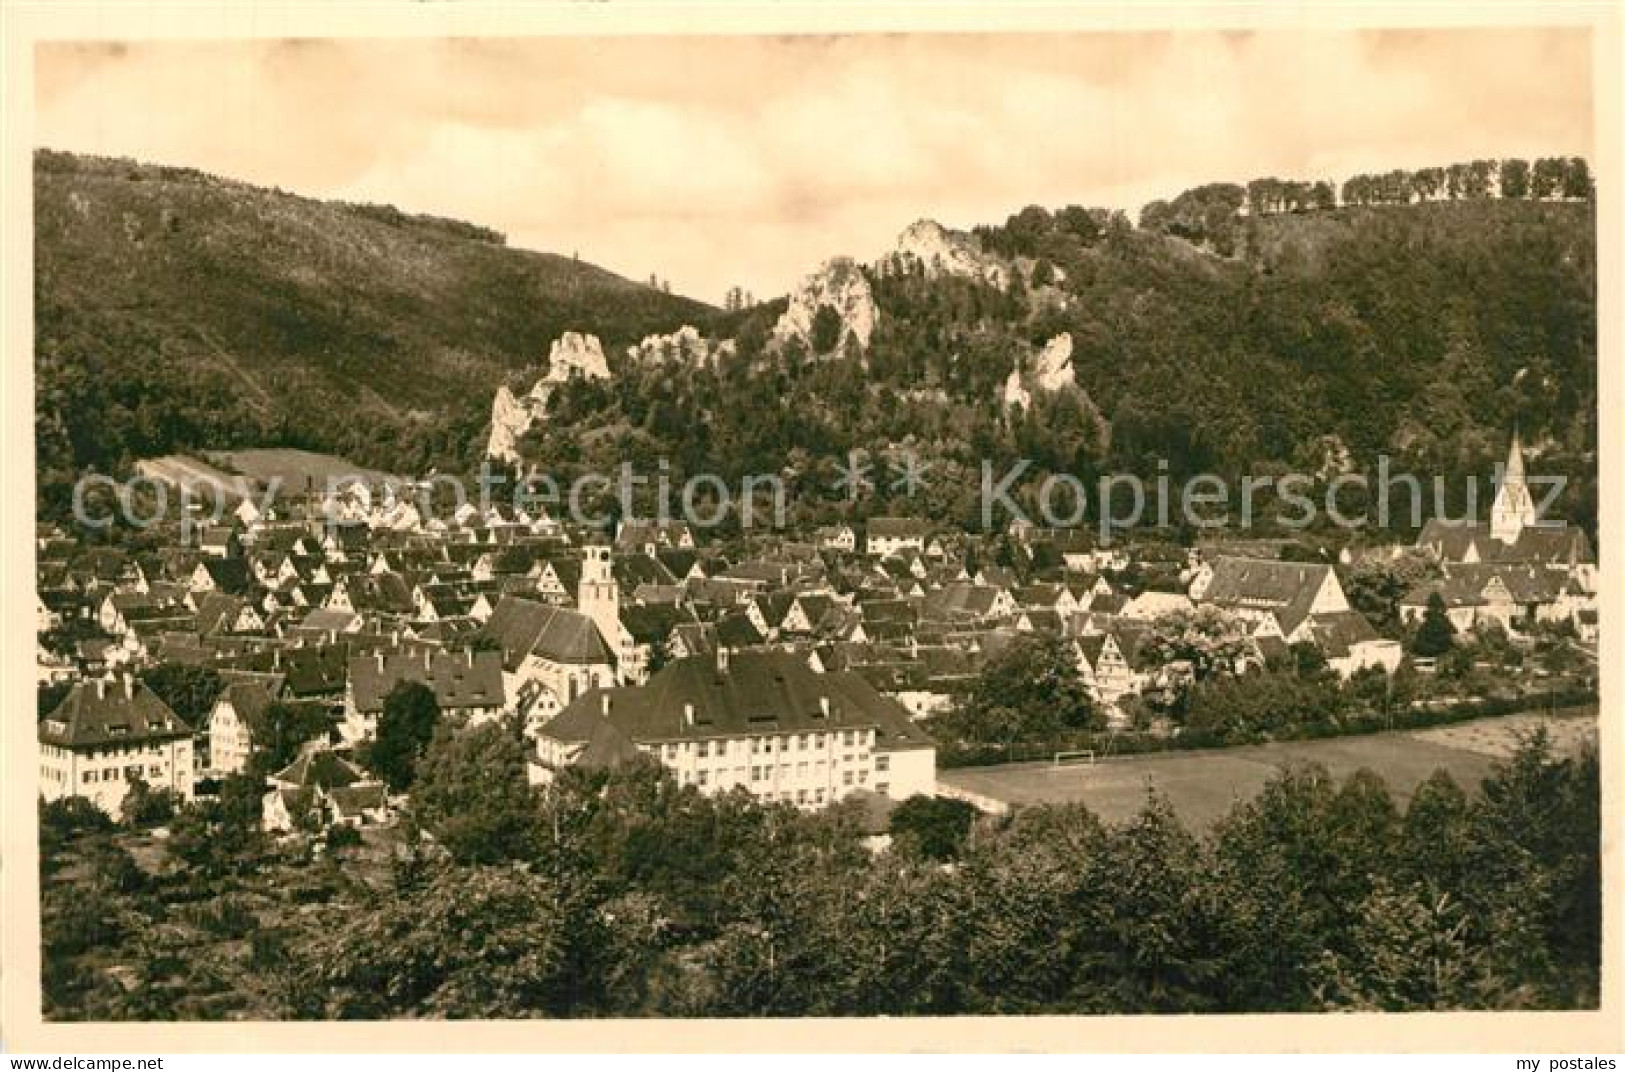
481,595,611,669
614,555,677,589
39,678,192,748
193,592,248,636
615,521,693,549
328,783,387,815
621,603,693,645
654,549,700,579
197,557,254,594
715,612,765,648
281,644,351,697
215,680,278,735
349,573,415,615
347,648,506,713
1416,520,1595,567
1306,611,1381,658
540,651,932,753
1201,556,1332,609
921,584,1005,621
271,745,371,790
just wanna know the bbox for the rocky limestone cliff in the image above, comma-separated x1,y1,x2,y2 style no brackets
541,331,610,385
1032,332,1075,392
887,219,1008,287
626,324,736,368
1003,332,1077,412
1001,370,1033,412
486,331,611,462
486,385,529,465
772,257,877,355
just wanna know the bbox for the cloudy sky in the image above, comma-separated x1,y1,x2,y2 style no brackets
36,29,1592,304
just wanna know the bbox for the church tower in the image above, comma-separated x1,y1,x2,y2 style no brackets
577,544,621,657
1490,427,1537,544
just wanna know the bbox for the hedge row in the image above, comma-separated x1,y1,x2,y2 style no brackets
935,687,1599,770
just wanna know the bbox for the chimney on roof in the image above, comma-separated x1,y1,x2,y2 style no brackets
819,696,830,719
96,679,106,700
123,674,134,700
683,702,695,727
601,693,612,716
716,645,731,675
376,652,385,673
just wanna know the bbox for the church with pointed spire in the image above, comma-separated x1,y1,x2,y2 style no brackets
1489,426,1538,544
1418,426,1592,568
1408,426,1597,639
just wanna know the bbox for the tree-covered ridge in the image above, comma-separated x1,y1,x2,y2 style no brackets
536,188,1595,540
35,150,1597,544
1136,156,1593,252
33,149,716,509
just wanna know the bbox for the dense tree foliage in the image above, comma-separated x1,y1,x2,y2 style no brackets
1140,606,1253,682
248,702,336,779
362,681,440,792
526,192,1594,545
38,734,1599,1019
33,149,713,513
411,720,539,864
119,777,180,829
1412,592,1457,657
888,795,978,860
1340,551,1442,637
931,633,1099,748
137,665,223,728
166,774,266,880
37,152,1596,550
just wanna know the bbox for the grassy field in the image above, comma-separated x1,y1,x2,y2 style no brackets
136,449,398,503
940,706,1598,828
134,454,242,490
206,448,399,491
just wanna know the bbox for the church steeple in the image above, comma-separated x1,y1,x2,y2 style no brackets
577,544,621,654
1490,425,1536,544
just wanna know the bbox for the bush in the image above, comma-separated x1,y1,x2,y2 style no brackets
889,796,979,860
325,824,362,850
188,896,258,939
120,777,180,828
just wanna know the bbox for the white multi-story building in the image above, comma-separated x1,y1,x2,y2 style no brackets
38,676,196,816
205,679,281,774
864,517,932,558
532,648,936,807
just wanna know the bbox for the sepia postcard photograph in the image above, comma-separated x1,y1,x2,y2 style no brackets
2,0,1620,1057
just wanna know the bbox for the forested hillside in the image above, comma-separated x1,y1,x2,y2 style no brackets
33,150,713,512
538,191,1596,538
36,149,1597,539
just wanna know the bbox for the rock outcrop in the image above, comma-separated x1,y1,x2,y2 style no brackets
887,219,1008,287
1003,332,1077,412
1031,332,1076,392
542,331,609,384
772,257,877,355
486,385,530,465
485,331,611,463
626,324,736,368
1001,372,1032,413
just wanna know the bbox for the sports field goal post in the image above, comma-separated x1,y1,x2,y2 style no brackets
1052,749,1095,767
